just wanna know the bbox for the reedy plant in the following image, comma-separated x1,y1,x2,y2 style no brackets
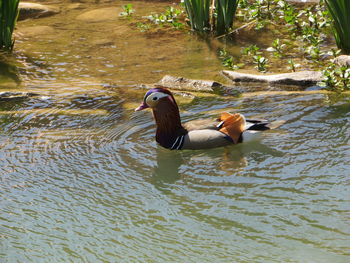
216,0,240,35
325,0,350,54
0,0,20,51
183,0,211,32
183,0,240,35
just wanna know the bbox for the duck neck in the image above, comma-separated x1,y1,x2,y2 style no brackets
152,101,187,149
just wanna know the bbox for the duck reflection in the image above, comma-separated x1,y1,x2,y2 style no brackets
151,148,184,185
151,140,283,187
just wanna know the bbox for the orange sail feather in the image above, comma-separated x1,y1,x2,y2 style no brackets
218,112,245,144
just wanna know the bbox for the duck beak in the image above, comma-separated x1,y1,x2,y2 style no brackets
135,102,149,111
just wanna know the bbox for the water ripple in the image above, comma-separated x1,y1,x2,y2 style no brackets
1,89,350,263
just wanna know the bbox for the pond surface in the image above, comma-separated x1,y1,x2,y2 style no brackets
1,1,350,262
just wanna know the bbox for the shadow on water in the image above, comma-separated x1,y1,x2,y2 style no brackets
0,54,21,85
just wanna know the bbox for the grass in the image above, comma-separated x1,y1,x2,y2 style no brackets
325,0,350,54
0,0,20,51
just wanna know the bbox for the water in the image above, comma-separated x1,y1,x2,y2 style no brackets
1,1,350,262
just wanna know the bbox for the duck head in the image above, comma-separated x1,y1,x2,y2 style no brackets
135,87,177,112
135,87,187,149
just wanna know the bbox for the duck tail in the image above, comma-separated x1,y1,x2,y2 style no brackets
218,113,285,143
246,119,286,131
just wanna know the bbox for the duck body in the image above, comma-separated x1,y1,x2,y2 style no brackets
135,87,281,150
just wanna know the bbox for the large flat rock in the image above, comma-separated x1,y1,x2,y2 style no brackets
157,75,222,93
334,55,350,67
287,0,319,5
222,70,322,86
153,75,241,97
16,26,55,37
18,2,59,20
0,91,38,101
76,7,122,22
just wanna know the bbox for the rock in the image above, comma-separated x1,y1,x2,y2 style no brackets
16,26,55,37
222,70,322,86
76,7,121,22
67,3,83,10
334,55,350,67
287,0,319,6
154,75,241,96
18,2,60,21
156,75,223,93
0,92,39,101
92,39,114,46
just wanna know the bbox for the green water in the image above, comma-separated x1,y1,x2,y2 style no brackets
1,1,350,262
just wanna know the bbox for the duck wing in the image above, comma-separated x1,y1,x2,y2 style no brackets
183,118,219,131
182,114,250,131
181,113,245,150
181,129,233,150
179,112,285,149
207,112,285,143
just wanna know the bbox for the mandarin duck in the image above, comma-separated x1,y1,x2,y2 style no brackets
135,87,283,150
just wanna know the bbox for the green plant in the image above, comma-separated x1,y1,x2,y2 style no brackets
279,0,298,26
253,55,269,72
0,0,20,51
219,49,243,70
136,22,150,32
242,44,261,56
147,6,184,29
322,64,350,91
236,0,297,31
287,59,300,72
120,4,134,17
271,38,286,58
212,0,349,92
250,0,276,20
330,48,342,58
325,0,350,53
239,0,249,9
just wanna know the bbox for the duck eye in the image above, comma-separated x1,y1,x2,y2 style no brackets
153,96,158,101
